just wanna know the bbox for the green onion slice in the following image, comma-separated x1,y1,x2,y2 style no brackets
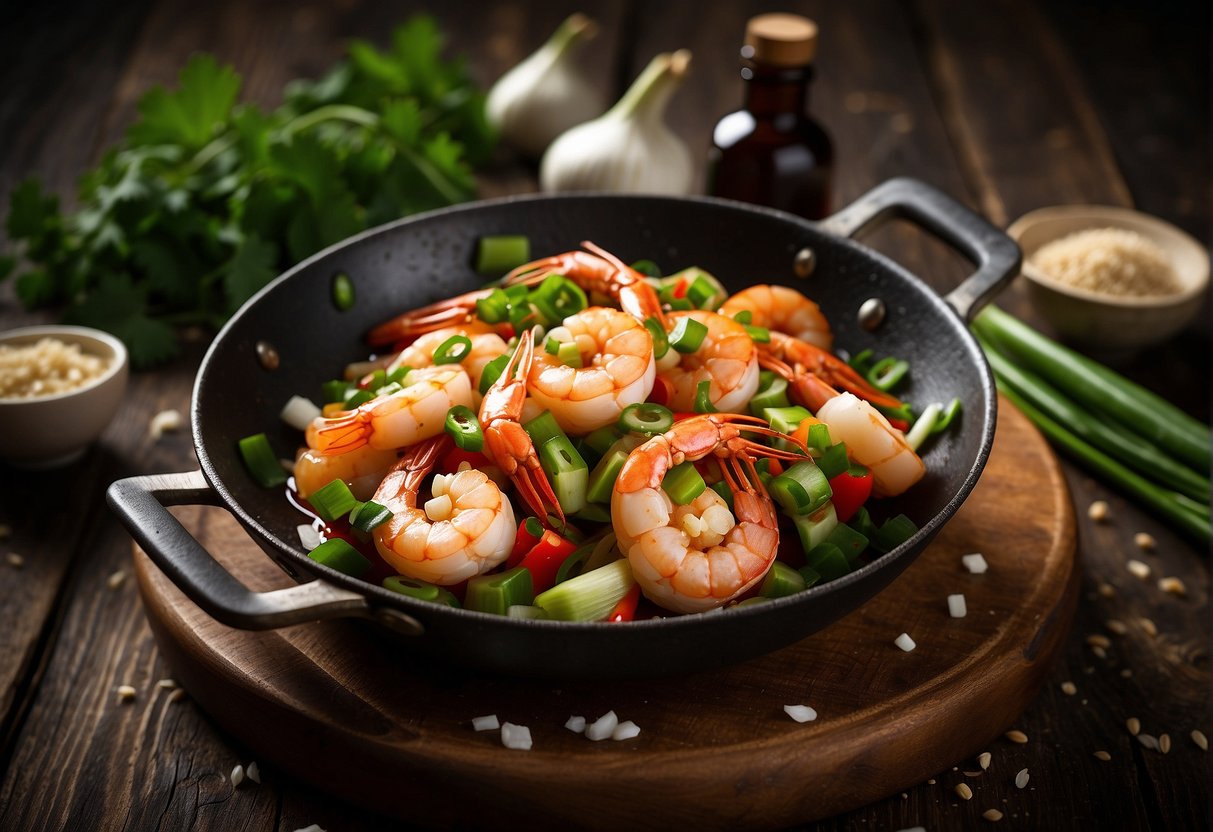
238,433,287,488
433,334,472,365
475,235,531,275
693,380,718,413
669,316,708,353
445,405,485,452
662,461,706,505
745,324,771,343
643,316,669,359
475,288,511,324
308,538,371,578
867,356,910,391
350,500,393,533
619,402,674,436
732,310,753,325
529,274,588,324
331,272,355,311
310,478,359,522
478,353,511,394
630,259,662,278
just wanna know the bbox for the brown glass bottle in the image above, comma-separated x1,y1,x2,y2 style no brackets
707,14,834,219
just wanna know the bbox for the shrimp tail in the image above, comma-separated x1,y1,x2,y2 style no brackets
306,409,373,455
366,290,490,345
377,434,451,503
480,330,565,524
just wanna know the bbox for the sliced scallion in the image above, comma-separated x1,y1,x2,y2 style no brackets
769,461,832,516
662,461,706,505
433,334,472,365
630,259,662,277
350,500,393,533
538,435,589,515
382,576,461,607
534,558,634,621
309,478,359,522
732,309,753,325
669,316,708,353
749,374,790,416
465,566,534,615
331,272,355,311
816,443,850,479
745,324,771,343
867,356,909,391
805,542,850,582
478,353,511,394
308,538,371,578
444,405,485,451
238,433,288,488
529,274,588,325
872,514,918,553
643,316,669,359
760,562,807,598
475,288,511,323
619,402,674,436
693,380,718,413
475,234,531,275
556,341,582,368
792,503,838,552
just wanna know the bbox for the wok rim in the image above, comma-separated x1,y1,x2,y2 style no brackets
191,191,998,634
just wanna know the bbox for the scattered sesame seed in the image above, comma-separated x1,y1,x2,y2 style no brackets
230,764,245,787
1086,634,1111,649
1087,500,1109,521
894,633,917,652
784,704,818,723
612,720,641,740
1157,576,1186,596
1014,768,1029,789
1138,618,1158,637
1159,733,1171,754
982,809,1004,822
168,688,187,703
1126,559,1151,580
1097,583,1116,598
246,761,261,783
1133,532,1156,551
471,714,500,732
1092,645,1108,660
148,409,183,441
1126,717,1141,735
1005,730,1028,744
1061,682,1077,695
1093,751,1111,761
116,685,136,703
106,569,127,590
928,779,936,785
1106,619,1128,635
962,553,989,574
947,594,967,618
978,751,992,770
6,552,24,569
963,770,983,777
1120,668,1133,678
955,783,973,800
157,678,178,690
1191,730,1208,751
1137,733,1160,751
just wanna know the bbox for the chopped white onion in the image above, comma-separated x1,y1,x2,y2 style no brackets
784,704,818,723
612,720,641,740
565,715,587,733
962,553,988,574
279,396,322,432
585,710,619,741
148,409,183,440
230,764,245,787
501,722,533,750
947,593,967,618
895,633,917,652
472,714,500,732
297,525,322,551
246,761,261,784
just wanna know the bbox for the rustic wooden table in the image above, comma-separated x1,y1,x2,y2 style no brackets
1,0,1208,829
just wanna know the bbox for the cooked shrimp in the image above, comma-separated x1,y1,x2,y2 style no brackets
504,240,665,324
815,390,925,497
611,413,809,613
719,284,833,350
373,435,515,585
761,331,904,411
388,323,509,391
367,288,498,345
659,310,760,413
306,365,473,455
479,329,564,522
528,306,656,434
293,444,399,501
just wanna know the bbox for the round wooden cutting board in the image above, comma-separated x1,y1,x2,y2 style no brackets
134,397,1078,830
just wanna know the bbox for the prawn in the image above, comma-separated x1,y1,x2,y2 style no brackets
373,435,515,585
306,365,473,455
528,306,656,434
366,289,498,346
659,310,760,413
814,386,925,498
293,444,399,501
388,323,509,391
479,329,565,523
611,413,810,613
504,240,666,325
718,284,833,350
760,331,904,411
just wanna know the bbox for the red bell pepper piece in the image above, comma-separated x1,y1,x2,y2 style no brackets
887,417,910,433
671,277,689,299
646,375,673,407
829,468,873,524
517,530,579,593
441,446,489,474
607,583,642,622
507,517,547,567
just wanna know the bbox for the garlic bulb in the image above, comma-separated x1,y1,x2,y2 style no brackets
486,13,605,159
540,50,694,195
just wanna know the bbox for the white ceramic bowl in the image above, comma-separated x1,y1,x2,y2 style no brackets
1008,205,1209,352
0,326,129,468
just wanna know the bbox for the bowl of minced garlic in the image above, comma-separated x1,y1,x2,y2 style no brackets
0,326,128,467
1009,205,1209,351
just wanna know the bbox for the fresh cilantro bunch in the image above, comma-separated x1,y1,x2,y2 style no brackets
1,16,494,367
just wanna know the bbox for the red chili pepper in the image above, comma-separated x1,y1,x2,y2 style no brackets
517,530,579,593
829,468,874,524
672,412,698,422
607,583,642,622
765,458,785,477
441,446,489,474
671,277,689,299
887,417,910,432
646,375,673,407
507,516,546,567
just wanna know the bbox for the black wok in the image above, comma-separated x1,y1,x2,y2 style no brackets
108,178,1019,678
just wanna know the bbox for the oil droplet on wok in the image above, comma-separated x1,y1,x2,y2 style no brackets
256,341,280,371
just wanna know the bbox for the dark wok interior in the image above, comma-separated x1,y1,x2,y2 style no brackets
191,194,994,677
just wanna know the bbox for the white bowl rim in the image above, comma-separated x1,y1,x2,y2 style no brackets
1008,204,1210,309
0,325,129,404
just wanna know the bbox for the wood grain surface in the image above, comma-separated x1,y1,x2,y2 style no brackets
1,0,1207,830
132,398,1077,830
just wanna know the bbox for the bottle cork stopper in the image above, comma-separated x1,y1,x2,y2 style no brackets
744,13,818,67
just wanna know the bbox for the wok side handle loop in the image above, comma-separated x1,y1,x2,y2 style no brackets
106,471,397,631
816,177,1021,321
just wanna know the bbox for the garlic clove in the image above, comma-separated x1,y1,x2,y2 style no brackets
540,50,694,195
486,13,605,159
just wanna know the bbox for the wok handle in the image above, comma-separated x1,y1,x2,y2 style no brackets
106,471,420,633
817,177,1021,321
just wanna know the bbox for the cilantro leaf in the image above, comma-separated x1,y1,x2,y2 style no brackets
63,273,180,367
6,178,59,240
128,54,241,150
